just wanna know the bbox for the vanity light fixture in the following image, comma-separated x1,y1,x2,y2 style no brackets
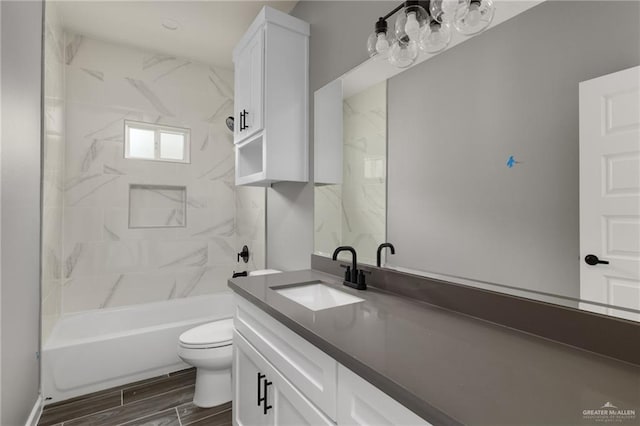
367,0,495,66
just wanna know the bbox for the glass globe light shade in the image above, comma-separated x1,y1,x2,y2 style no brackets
367,31,392,58
388,39,418,68
454,0,495,35
367,32,379,57
419,20,452,53
430,0,470,24
395,3,428,43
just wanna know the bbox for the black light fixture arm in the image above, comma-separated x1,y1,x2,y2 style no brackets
378,0,432,25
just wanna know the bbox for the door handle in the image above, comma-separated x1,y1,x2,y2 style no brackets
240,111,245,132
585,254,609,265
262,378,273,415
257,372,265,406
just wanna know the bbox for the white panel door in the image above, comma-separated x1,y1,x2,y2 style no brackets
337,365,431,426
579,66,640,321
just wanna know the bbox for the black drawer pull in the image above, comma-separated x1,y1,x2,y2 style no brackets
263,378,273,415
257,372,265,406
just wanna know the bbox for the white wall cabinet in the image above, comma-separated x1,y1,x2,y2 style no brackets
234,29,264,142
233,7,310,186
233,295,433,426
234,331,334,426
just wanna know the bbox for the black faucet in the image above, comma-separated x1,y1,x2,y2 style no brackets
376,243,395,267
332,246,366,290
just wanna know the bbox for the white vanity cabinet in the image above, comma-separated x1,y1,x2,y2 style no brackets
234,331,334,426
337,365,432,426
233,294,433,426
232,7,310,186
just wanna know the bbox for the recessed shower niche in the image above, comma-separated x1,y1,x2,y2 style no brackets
128,184,187,228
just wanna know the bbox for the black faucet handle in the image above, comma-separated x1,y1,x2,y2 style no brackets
343,266,352,282
357,269,369,287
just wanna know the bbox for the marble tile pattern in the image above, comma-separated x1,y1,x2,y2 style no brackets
56,32,265,314
128,185,187,228
314,82,387,265
42,2,65,343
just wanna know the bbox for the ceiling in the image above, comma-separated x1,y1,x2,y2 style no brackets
56,1,299,69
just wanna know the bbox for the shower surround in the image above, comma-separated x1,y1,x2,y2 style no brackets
43,32,264,330
42,2,66,341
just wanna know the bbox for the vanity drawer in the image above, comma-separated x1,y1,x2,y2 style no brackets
234,295,338,421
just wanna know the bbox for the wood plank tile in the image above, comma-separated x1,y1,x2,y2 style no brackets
184,409,232,426
118,408,181,426
64,385,194,426
42,373,169,411
123,370,196,404
177,401,231,425
168,367,196,377
38,390,122,426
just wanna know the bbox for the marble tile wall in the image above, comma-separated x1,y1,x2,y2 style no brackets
314,82,387,266
42,2,65,342
57,32,265,314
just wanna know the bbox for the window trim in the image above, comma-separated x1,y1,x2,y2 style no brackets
124,120,191,164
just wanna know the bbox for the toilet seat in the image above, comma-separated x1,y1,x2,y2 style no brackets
179,319,233,349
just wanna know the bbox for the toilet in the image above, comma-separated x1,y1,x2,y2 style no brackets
178,269,281,408
178,319,234,408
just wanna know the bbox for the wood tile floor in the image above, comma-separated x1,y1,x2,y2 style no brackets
38,368,232,426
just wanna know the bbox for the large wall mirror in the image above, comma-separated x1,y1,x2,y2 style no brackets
314,0,640,322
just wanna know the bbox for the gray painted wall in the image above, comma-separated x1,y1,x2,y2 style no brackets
387,1,640,298
1,1,43,424
273,1,394,271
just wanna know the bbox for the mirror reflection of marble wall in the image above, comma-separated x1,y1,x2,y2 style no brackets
314,82,387,265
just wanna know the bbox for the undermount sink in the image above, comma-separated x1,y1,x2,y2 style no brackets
275,281,364,311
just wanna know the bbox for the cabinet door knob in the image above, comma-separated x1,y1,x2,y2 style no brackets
262,378,273,415
585,254,609,265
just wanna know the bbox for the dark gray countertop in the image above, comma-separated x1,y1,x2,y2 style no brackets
228,270,640,426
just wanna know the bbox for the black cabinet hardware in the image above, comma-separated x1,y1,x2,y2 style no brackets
262,378,273,414
239,109,249,131
585,254,609,265
257,372,266,406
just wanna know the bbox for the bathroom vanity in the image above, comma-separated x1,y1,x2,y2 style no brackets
231,271,431,426
229,267,640,425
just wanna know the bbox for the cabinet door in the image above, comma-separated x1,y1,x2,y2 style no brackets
234,28,264,144
233,331,271,426
235,330,335,426
337,365,432,426
271,366,335,426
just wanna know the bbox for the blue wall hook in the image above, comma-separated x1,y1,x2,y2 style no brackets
506,155,519,168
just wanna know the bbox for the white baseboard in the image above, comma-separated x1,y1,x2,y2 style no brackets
25,395,43,426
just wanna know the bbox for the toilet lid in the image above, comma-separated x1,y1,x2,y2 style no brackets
179,319,233,349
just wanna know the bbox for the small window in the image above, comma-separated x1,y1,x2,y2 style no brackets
124,121,190,163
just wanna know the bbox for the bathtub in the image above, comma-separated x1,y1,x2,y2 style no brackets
42,292,234,404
